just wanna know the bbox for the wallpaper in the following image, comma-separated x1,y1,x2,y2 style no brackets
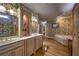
56,15,73,35
0,4,18,37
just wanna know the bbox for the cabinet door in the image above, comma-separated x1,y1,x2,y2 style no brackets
24,36,43,56
35,37,40,50
35,36,43,51
14,46,24,56
39,36,43,48
25,38,35,56
28,38,34,55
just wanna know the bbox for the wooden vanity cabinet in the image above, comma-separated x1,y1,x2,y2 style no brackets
1,46,24,56
13,45,24,56
35,36,43,51
0,41,24,56
25,37,35,56
0,35,43,56
25,35,43,56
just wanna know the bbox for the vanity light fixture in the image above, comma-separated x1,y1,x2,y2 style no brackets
0,5,6,13
9,9,14,15
32,16,38,22
0,14,9,19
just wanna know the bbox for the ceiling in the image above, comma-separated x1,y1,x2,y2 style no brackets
23,3,75,21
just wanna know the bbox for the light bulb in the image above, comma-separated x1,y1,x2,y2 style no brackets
9,9,14,15
0,6,6,12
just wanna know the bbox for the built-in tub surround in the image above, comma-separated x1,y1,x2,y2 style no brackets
44,15,73,47
51,15,73,46
55,34,72,46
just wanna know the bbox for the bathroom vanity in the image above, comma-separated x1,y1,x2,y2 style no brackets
0,34,43,56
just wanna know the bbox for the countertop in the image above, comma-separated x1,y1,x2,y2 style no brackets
0,34,43,46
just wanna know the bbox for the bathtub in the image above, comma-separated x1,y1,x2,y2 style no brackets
54,35,72,46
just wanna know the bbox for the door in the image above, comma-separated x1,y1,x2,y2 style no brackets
14,46,24,56
73,4,79,56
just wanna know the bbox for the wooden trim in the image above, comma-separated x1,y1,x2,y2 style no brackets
71,3,77,56
72,3,78,12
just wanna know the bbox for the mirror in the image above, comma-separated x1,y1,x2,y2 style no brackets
31,15,39,34
0,4,19,38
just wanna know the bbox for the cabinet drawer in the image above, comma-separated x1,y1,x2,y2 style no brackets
0,45,24,56
0,40,24,54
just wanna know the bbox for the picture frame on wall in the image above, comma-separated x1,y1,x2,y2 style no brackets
20,5,31,37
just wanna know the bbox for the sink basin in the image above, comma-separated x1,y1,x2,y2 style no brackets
0,36,18,43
